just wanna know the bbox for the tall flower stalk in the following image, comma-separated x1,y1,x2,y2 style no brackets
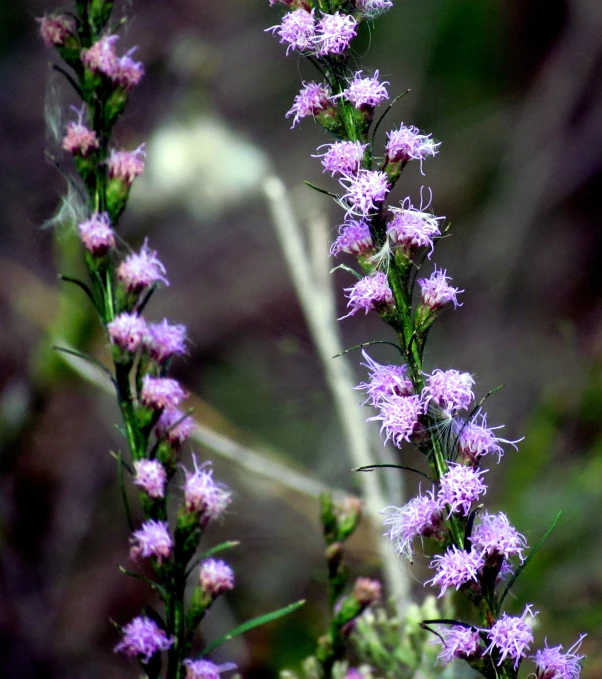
267,2,587,678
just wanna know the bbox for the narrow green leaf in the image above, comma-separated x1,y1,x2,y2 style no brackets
52,64,83,97
58,274,100,314
118,565,167,598
53,345,116,386
329,263,363,280
201,600,306,657
354,464,432,483
114,450,134,532
370,89,411,145
332,339,404,359
203,541,240,558
304,180,339,199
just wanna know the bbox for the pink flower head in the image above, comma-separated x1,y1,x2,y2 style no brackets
353,577,382,606
286,81,333,128
427,545,485,597
430,625,482,665
356,0,394,19
484,605,537,669
339,169,390,217
133,459,167,499
183,457,232,522
82,35,119,74
37,14,74,48
340,70,389,108
356,350,413,406
111,48,145,89
117,240,169,293
144,319,188,363
107,144,146,184
130,519,173,561
62,107,99,156
423,368,475,415
368,393,424,447
457,412,520,463
471,512,527,563
199,559,235,596
314,12,358,56
114,616,174,663
532,635,586,679
386,124,440,167
382,489,442,559
107,312,148,353
155,408,197,447
387,201,442,256
183,659,237,679
141,376,187,410
418,267,463,310
314,140,368,176
330,219,374,257
341,272,394,319
267,8,316,54
438,463,487,516
78,212,115,257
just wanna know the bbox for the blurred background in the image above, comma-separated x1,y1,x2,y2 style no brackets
0,0,601,676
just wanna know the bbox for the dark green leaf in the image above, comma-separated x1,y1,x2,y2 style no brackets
354,464,432,482
303,180,339,199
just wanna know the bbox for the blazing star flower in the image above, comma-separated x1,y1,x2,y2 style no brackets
117,240,169,293
155,408,197,447
199,559,235,597
438,463,487,516
423,368,475,415
286,81,333,128
130,519,173,561
37,14,74,48
78,212,115,257
183,659,237,679
141,376,187,410
340,70,389,108
330,219,374,257
315,140,368,176
341,272,394,319
387,201,442,256
471,512,527,563
266,8,316,54
418,267,463,310
133,459,167,499
356,350,413,406
386,124,440,165
353,577,382,606
107,144,146,184
532,635,586,679
456,412,520,463
82,35,119,74
427,546,485,597
114,616,174,663
356,0,394,19
107,312,148,353
339,169,390,217
314,12,358,56
144,319,188,363
183,457,232,522
62,107,99,156
382,489,442,559
368,393,424,447
484,605,537,669
430,625,482,665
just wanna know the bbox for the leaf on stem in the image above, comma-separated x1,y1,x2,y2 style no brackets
53,345,116,386
354,464,432,483
118,565,168,598
332,339,404,359
58,274,100,314
370,90,411,147
304,180,339,199
113,449,135,532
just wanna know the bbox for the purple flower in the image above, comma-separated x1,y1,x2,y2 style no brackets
344,670,362,679
356,0,394,19
340,70,389,108
133,459,167,499
339,169,390,217
199,559,235,596
286,81,333,128
117,240,169,293
457,412,520,463
386,124,440,166
144,319,188,363
130,519,173,561
114,616,174,663
427,546,485,597
431,625,482,664
330,219,374,257
418,267,463,310
183,659,237,679
532,635,586,679
314,12,358,56
183,457,232,522
62,108,99,156
341,272,394,319
82,35,119,74
315,140,368,176
382,489,442,559
483,605,537,669
438,463,487,516
107,144,146,184
141,376,187,410
155,408,197,447
387,202,442,256
471,512,527,562
37,14,74,48
423,368,475,415
111,48,145,90
78,212,115,257
356,350,413,406
267,8,316,54
107,312,148,353
368,393,424,447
